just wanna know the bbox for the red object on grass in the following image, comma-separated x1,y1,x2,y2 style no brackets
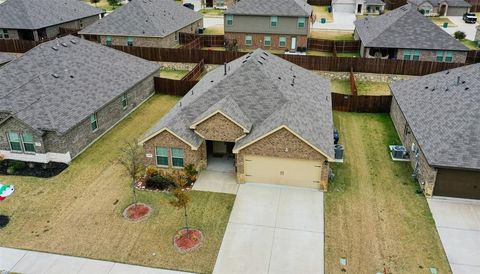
173,228,204,253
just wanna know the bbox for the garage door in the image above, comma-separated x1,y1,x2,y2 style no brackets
244,155,322,188
446,7,469,16
433,169,480,199
333,3,355,13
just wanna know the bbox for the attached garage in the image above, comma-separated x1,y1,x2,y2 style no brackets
244,155,323,189
433,168,480,199
446,7,470,16
333,3,355,13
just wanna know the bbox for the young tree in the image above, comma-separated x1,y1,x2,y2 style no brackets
107,0,121,8
169,172,191,233
117,139,146,207
90,0,100,7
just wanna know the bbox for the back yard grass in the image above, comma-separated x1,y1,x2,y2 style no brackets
330,79,391,95
310,30,354,41
203,24,224,35
83,0,122,12
0,95,235,274
326,112,451,274
160,68,190,80
312,5,333,22
460,39,479,49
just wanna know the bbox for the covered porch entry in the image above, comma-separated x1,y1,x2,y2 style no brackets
206,140,235,173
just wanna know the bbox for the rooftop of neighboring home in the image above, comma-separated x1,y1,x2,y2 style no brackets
408,0,471,7
391,63,480,170
79,0,202,37
0,0,103,30
224,0,312,17
354,4,469,51
0,52,16,65
0,35,160,134
142,49,334,158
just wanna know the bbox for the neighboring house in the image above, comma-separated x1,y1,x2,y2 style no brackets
79,0,203,48
390,63,480,199
224,0,313,51
139,49,334,190
408,0,471,16
332,0,385,15
183,0,234,11
0,36,160,165
354,4,469,62
0,0,103,41
0,52,15,67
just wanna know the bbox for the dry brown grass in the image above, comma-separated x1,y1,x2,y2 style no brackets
0,95,235,273
325,112,451,274
203,24,224,35
310,30,355,41
312,5,333,22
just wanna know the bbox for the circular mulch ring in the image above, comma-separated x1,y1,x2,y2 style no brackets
173,228,204,253
122,203,152,222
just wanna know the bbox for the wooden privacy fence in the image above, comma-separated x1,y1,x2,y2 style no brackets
183,37,202,50
179,33,225,48
466,50,480,64
308,38,360,53
331,93,392,113
181,59,205,81
154,77,198,96
349,67,357,96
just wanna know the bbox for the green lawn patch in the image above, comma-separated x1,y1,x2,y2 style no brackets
0,95,235,274
325,112,451,274
336,52,360,58
203,24,224,35
459,39,479,49
84,0,121,12
310,30,355,41
200,9,225,16
330,79,391,95
307,50,334,56
160,68,191,80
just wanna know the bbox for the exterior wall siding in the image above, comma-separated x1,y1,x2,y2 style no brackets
45,15,100,39
143,130,207,171
390,97,437,196
194,113,245,142
224,32,308,50
235,128,328,182
364,47,468,63
97,19,203,48
224,15,310,35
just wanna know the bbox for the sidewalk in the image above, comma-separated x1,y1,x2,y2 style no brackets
0,247,191,274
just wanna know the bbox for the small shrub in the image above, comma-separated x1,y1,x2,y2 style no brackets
146,165,159,177
6,160,27,174
454,31,466,40
184,164,199,186
145,174,175,190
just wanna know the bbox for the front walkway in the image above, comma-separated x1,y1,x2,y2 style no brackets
213,183,324,274
0,247,189,274
428,197,480,274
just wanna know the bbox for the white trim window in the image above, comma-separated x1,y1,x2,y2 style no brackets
264,35,271,47
297,17,306,28
226,15,233,26
245,35,253,45
171,148,184,167
7,132,22,152
270,16,278,27
90,113,98,131
156,147,169,167
279,36,286,47
121,93,128,109
22,133,35,153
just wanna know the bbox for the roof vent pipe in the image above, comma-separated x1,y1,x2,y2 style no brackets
457,76,461,86
224,62,227,76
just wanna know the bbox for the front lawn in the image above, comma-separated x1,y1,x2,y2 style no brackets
325,112,451,273
0,95,235,273
459,39,479,49
83,0,122,12
310,30,354,41
312,5,333,22
430,17,457,27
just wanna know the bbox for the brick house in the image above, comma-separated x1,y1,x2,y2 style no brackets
0,0,103,41
0,36,160,164
408,0,471,16
139,49,334,190
390,63,480,199
224,0,313,51
332,0,385,15
182,0,235,11
79,0,203,48
354,4,469,62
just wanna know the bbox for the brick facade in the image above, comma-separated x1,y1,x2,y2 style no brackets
0,70,158,163
97,19,203,48
143,130,207,171
396,48,467,63
224,32,308,51
235,128,328,184
194,113,245,142
390,98,437,196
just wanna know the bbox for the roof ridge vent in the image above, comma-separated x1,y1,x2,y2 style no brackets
257,60,263,65
70,39,77,44
61,42,68,47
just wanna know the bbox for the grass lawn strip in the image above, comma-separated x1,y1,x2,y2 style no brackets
311,30,355,41
325,112,451,273
203,24,225,35
330,79,391,95
160,68,191,80
0,95,235,274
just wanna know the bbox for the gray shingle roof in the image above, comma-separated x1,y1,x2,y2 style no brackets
0,0,103,30
225,0,312,17
79,0,202,37
391,63,480,170
354,4,469,51
0,52,16,65
143,49,334,159
408,0,471,8
0,35,160,134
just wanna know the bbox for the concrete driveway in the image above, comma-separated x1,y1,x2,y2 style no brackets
213,183,324,274
441,17,479,41
428,197,480,274
313,12,356,31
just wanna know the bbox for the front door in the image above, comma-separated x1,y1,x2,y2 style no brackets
291,37,297,50
357,4,363,14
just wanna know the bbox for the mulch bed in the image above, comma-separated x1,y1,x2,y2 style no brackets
0,160,67,178
122,203,152,222
173,228,204,253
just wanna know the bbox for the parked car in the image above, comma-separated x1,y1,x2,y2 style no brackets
463,13,477,24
